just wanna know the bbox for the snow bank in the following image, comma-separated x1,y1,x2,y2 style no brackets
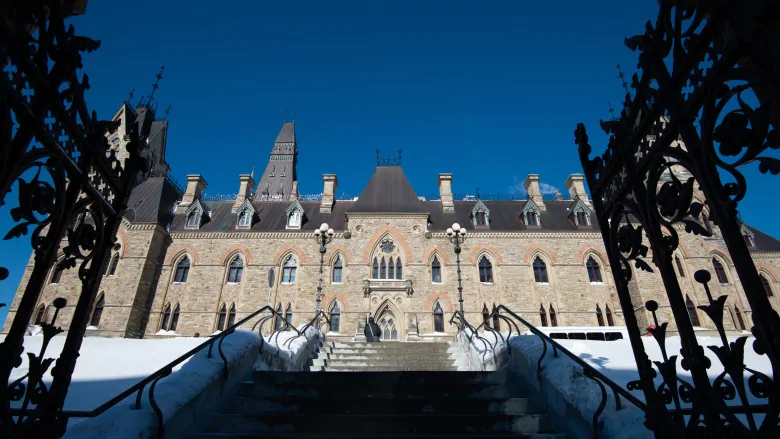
254,324,324,371
451,327,508,371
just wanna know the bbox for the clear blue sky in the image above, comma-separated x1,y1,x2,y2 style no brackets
1,0,778,324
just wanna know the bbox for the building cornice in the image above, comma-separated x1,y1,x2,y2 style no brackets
346,213,430,219
752,252,780,259
427,231,604,239
170,231,350,239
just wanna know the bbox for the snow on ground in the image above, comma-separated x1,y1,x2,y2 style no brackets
505,333,774,439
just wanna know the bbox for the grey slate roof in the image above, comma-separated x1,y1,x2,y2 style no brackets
124,177,180,226
274,121,296,143
348,166,427,213
746,225,780,253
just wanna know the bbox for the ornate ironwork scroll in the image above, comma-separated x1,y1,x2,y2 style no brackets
0,1,145,437
576,1,779,436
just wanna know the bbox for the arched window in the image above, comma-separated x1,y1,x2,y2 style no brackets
217,303,227,330
533,256,548,283
525,210,539,226
388,257,395,280
50,264,64,285
170,304,180,331
161,303,171,331
34,304,46,325
372,258,379,279
712,257,728,284
90,294,105,327
549,304,558,327
380,257,387,279
478,256,493,283
606,304,615,326
186,211,201,228
576,211,589,226
275,303,284,330
380,316,398,340
686,295,700,327
539,304,548,327
284,304,293,329
596,304,604,326
475,211,487,226
761,275,773,297
433,302,444,332
227,256,243,283
735,307,746,331
107,253,120,276
482,304,491,329
431,256,442,283
228,303,236,328
492,303,500,330
586,256,602,283
396,258,402,280
174,256,190,283
675,256,686,278
282,256,297,284
330,303,341,332
332,256,343,283
238,210,252,228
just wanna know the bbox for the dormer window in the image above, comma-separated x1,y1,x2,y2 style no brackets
521,201,542,227
285,199,305,230
235,200,255,229
471,200,490,229
186,211,201,227
569,198,592,227
238,211,251,227
184,199,207,229
740,224,756,248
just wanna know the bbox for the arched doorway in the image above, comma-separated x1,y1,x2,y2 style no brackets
374,300,401,341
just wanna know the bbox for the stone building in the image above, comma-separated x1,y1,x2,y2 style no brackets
4,103,780,340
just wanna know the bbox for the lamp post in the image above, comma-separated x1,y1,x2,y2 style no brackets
446,223,467,327
314,223,335,323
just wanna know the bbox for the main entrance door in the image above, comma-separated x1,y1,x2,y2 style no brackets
374,301,401,341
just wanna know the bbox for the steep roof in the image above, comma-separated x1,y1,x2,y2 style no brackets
124,177,180,226
746,225,780,253
348,166,427,213
274,121,295,144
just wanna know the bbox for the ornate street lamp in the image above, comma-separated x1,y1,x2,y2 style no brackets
314,223,335,321
446,222,467,327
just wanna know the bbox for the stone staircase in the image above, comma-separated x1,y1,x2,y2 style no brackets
192,341,565,438
310,341,458,371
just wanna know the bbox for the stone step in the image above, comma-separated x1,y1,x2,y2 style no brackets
191,432,566,439
315,365,460,372
240,382,518,399
310,359,455,368
203,413,553,435
252,371,506,385
323,342,453,350
313,353,455,361
227,396,544,415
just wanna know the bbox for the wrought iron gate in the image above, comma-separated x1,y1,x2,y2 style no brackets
0,1,145,437
576,0,779,436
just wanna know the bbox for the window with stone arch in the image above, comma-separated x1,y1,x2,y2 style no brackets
160,302,179,331
329,302,341,333
539,304,548,327
734,306,746,331
379,315,398,340
275,303,284,330
50,260,64,285
227,255,244,284
712,256,729,284
282,255,297,284
585,255,602,283
686,295,701,327
433,301,444,333
532,255,549,283
761,274,773,297
284,303,293,328
371,237,403,280
227,303,236,328
482,303,491,328
90,293,105,327
596,304,604,326
173,255,191,283
34,304,46,325
491,303,500,330
332,255,343,284
217,303,227,330
431,255,442,283
478,254,493,283
675,255,686,278
605,304,615,326
106,251,120,277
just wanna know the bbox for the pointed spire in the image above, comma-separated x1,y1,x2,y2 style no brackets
274,120,296,144
147,65,165,107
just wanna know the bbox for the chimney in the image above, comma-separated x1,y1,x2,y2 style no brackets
232,173,255,212
564,174,589,203
523,174,546,210
320,174,338,213
438,173,454,213
178,174,207,213
291,181,299,200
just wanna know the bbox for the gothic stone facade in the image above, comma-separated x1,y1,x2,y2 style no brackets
4,116,780,340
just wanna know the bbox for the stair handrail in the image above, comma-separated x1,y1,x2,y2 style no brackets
488,304,648,437
449,311,504,367
8,305,327,438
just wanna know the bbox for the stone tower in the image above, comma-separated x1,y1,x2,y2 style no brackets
256,121,298,200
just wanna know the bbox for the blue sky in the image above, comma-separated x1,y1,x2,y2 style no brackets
1,0,778,324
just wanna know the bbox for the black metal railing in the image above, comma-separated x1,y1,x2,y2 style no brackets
450,305,647,438
9,304,330,438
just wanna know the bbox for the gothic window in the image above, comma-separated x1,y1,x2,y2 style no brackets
332,256,343,283
330,303,341,332
576,211,589,225
471,200,490,228
596,304,604,326
388,258,395,279
287,210,301,228
482,304,491,329
526,210,539,226
107,253,120,276
275,303,284,330
522,201,541,227
170,304,180,331
380,317,398,340
50,263,64,285
174,256,190,283
217,303,227,330
539,304,548,327
433,302,444,332
227,256,244,283
34,304,46,325
431,256,442,283
712,257,728,284
282,256,297,284
686,295,700,327
186,211,202,228
762,275,773,297
741,225,756,248
380,257,387,279
372,238,403,280
90,294,105,327
570,199,592,227
675,256,686,277
475,211,487,225
285,304,293,328
533,256,548,283
285,200,304,229
549,304,558,327
735,307,746,331
586,256,602,283
372,258,379,279
238,209,253,228
396,258,402,280
228,303,236,328
606,304,615,326
161,303,171,331
478,256,493,283
492,304,500,330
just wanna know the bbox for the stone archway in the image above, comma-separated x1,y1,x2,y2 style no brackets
374,299,401,341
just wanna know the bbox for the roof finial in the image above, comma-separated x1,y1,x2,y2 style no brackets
126,88,135,104
163,104,172,119
616,64,630,96
146,65,165,107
